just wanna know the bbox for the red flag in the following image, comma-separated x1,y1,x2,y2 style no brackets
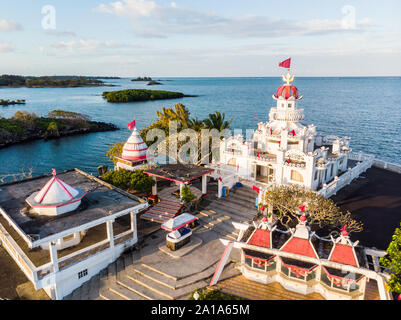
260,205,265,211
218,177,222,182
278,141,281,148
288,157,291,164
270,128,273,135
341,225,348,236
128,119,136,130
252,186,260,193
254,115,258,119
290,130,296,136
257,152,260,158
279,58,291,69
299,205,305,213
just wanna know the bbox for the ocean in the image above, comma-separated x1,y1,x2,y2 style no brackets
0,77,400,180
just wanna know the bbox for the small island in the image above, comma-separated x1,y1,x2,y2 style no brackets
0,99,26,106
0,109,118,149
0,75,114,88
102,89,189,103
131,77,152,82
147,80,162,86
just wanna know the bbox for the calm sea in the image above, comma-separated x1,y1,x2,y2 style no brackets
0,77,400,180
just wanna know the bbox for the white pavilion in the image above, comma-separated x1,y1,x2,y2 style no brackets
217,71,358,194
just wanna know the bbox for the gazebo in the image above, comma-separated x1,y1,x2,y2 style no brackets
144,163,214,198
141,164,214,223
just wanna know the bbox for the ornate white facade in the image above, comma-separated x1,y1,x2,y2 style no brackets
218,72,353,191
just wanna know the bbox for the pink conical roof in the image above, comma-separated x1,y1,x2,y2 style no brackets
121,127,149,162
34,170,79,204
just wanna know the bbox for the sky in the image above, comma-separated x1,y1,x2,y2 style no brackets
0,0,400,77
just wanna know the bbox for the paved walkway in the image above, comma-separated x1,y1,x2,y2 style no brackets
332,166,401,250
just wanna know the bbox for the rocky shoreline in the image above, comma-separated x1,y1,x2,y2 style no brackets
0,120,118,149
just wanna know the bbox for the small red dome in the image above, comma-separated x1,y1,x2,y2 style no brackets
276,85,299,100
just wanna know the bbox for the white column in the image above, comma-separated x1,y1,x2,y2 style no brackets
218,179,223,198
130,212,137,242
202,175,207,195
152,176,157,195
49,241,59,273
106,220,114,249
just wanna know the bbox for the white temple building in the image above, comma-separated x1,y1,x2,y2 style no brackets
115,124,152,171
213,71,374,198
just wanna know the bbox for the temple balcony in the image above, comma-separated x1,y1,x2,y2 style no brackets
269,108,305,121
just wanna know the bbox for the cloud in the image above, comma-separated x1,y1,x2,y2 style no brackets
0,19,22,32
95,0,375,38
0,42,16,53
50,39,133,54
44,29,77,37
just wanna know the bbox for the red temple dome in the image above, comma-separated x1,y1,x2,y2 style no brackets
276,84,299,100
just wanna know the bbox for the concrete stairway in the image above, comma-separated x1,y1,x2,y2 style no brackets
67,249,239,300
196,185,259,241
140,199,183,224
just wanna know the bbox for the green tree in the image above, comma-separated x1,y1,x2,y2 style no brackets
262,185,363,234
203,111,233,131
106,142,124,165
380,223,401,296
180,185,196,203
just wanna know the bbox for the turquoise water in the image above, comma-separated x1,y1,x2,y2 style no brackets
0,77,400,180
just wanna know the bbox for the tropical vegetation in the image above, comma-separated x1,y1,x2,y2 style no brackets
102,89,185,103
380,223,401,297
101,169,155,193
106,103,233,164
0,75,107,87
0,109,117,147
0,99,25,106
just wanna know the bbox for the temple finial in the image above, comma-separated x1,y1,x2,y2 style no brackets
52,168,57,176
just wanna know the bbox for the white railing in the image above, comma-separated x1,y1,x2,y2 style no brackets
269,108,304,121
318,152,374,198
373,159,401,174
0,222,37,282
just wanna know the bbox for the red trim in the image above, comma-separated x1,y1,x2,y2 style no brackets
36,177,55,203
244,254,275,262
124,141,146,145
322,266,364,283
279,257,318,273
123,147,148,152
55,178,74,199
121,155,147,161
27,193,86,209
210,242,232,286
280,237,318,258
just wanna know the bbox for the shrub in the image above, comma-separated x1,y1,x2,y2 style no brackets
180,185,196,203
380,223,401,296
101,169,155,192
189,288,243,300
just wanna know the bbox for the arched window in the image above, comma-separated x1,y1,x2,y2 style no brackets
291,170,304,182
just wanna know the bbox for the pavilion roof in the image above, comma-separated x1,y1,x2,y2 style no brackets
247,229,271,248
144,164,214,184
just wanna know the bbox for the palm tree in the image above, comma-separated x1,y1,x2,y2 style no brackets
203,111,233,131
156,103,190,129
188,117,205,132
